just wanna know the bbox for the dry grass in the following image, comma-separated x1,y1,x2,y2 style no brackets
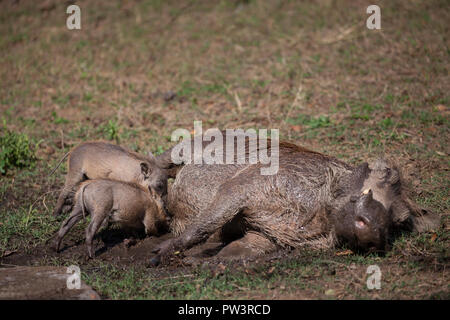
0,0,448,299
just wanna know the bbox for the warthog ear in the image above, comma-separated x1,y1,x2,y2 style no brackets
330,163,370,200
368,158,398,184
411,208,440,233
384,166,400,186
148,151,156,161
391,196,440,233
140,162,150,178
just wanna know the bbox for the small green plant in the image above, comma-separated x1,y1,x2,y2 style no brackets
202,83,228,94
0,128,37,174
251,79,270,89
350,103,381,121
177,81,230,98
99,120,119,142
83,92,94,102
379,117,394,129
307,115,331,128
51,111,69,124
154,145,165,155
177,80,197,98
287,114,332,129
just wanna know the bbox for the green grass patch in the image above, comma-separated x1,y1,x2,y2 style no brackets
0,128,37,174
98,120,120,142
350,103,382,121
287,114,332,129
177,80,229,98
51,111,69,125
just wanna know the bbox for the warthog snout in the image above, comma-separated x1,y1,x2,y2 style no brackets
353,189,390,250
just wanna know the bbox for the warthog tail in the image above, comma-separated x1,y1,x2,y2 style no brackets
49,150,71,176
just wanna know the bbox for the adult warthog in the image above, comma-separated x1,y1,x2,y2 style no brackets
150,132,438,265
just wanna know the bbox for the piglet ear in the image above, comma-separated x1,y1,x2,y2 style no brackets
148,151,155,159
140,162,150,178
385,166,400,185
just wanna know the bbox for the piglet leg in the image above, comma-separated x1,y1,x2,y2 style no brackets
55,203,84,252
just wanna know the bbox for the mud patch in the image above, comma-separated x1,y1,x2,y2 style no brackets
1,229,228,269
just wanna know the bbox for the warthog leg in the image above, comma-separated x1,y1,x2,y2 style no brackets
85,209,112,259
53,171,85,216
55,203,84,252
150,182,248,266
216,231,276,258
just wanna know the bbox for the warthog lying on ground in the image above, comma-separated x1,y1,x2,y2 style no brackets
51,141,167,216
150,133,438,265
55,179,168,258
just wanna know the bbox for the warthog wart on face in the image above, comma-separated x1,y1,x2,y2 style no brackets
51,141,168,216
54,179,168,258
150,134,439,265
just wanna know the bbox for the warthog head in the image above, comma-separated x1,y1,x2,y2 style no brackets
145,152,169,196
332,159,438,252
333,188,392,251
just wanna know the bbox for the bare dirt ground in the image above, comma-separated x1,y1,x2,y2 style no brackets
0,0,449,299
